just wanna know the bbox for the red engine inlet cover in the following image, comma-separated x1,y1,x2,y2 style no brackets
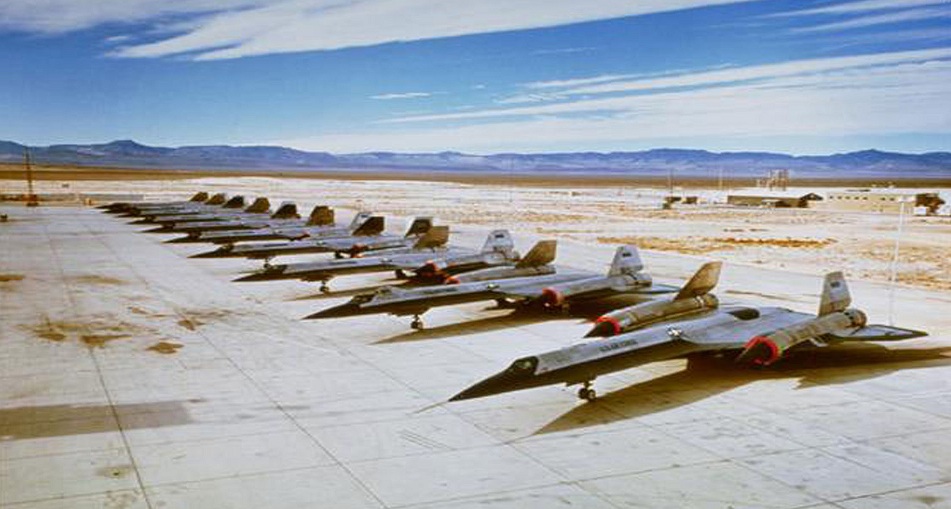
741,335,781,366
541,287,564,308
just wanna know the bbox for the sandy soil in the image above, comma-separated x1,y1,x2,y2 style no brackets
3,162,950,188
3,173,950,292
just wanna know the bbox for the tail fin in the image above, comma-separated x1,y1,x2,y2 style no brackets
674,261,722,300
607,246,644,276
206,193,228,205
223,195,246,209
271,202,298,219
414,226,450,248
307,206,335,226
349,211,373,229
190,192,208,202
405,217,433,237
352,216,385,236
481,230,515,257
819,271,851,315
244,197,270,213
515,240,557,268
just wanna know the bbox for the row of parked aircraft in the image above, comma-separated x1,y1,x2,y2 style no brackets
102,191,928,403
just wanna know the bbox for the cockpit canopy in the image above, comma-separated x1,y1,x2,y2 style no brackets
507,356,538,375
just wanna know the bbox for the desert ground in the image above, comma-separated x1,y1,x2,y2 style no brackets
4,173,950,292
2,174,950,508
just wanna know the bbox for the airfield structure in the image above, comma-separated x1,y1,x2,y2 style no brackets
821,189,944,214
726,191,822,208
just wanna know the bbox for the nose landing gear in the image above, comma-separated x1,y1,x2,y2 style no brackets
577,381,597,402
410,315,424,330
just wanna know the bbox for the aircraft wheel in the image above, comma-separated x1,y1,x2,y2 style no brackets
411,316,424,330
334,252,343,259
394,269,408,279
319,283,331,294
577,387,597,401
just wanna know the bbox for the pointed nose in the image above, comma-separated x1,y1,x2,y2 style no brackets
233,266,287,282
190,248,230,258
304,301,362,319
142,226,174,233
448,369,528,402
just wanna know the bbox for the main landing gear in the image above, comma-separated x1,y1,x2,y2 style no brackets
577,381,597,402
410,315,424,330
319,281,331,294
394,269,408,280
262,257,274,270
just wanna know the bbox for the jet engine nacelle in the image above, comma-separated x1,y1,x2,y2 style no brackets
447,265,555,284
588,294,719,337
539,273,652,308
737,308,867,366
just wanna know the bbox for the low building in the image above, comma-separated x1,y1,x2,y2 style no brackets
726,192,822,208
822,189,944,214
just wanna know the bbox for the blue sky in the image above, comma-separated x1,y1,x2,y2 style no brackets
1,0,950,155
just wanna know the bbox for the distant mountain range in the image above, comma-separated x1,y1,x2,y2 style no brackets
1,139,949,178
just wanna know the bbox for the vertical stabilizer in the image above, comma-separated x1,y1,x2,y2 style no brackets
244,197,270,213
515,240,557,268
349,211,373,229
481,230,516,257
206,193,228,205
413,226,450,248
404,217,433,237
352,216,385,236
819,271,851,315
307,206,335,226
271,202,299,219
223,195,246,209
607,245,644,276
674,261,722,300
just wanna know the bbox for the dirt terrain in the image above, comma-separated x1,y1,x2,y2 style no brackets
3,173,949,291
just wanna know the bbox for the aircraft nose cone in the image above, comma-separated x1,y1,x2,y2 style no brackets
448,369,523,402
303,301,362,320
190,248,229,258
142,226,174,233
166,235,203,244
233,266,287,282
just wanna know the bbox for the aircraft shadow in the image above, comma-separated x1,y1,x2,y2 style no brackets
287,282,415,301
375,308,579,344
533,344,951,436
376,295,657,343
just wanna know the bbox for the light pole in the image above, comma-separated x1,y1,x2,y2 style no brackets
887,196,913,326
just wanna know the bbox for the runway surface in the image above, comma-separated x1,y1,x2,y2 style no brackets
2,204,950,509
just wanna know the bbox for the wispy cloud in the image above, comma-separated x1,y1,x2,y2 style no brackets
383,47,951,125
494,92,567,105
0,0,760,60
370,92,433,100
277,47,951,152
524,74,634,90
793,5,951,33
0,0,264,34
773,0,946,17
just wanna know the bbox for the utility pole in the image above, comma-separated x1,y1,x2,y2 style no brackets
887,197,910,326
24,148,39,207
